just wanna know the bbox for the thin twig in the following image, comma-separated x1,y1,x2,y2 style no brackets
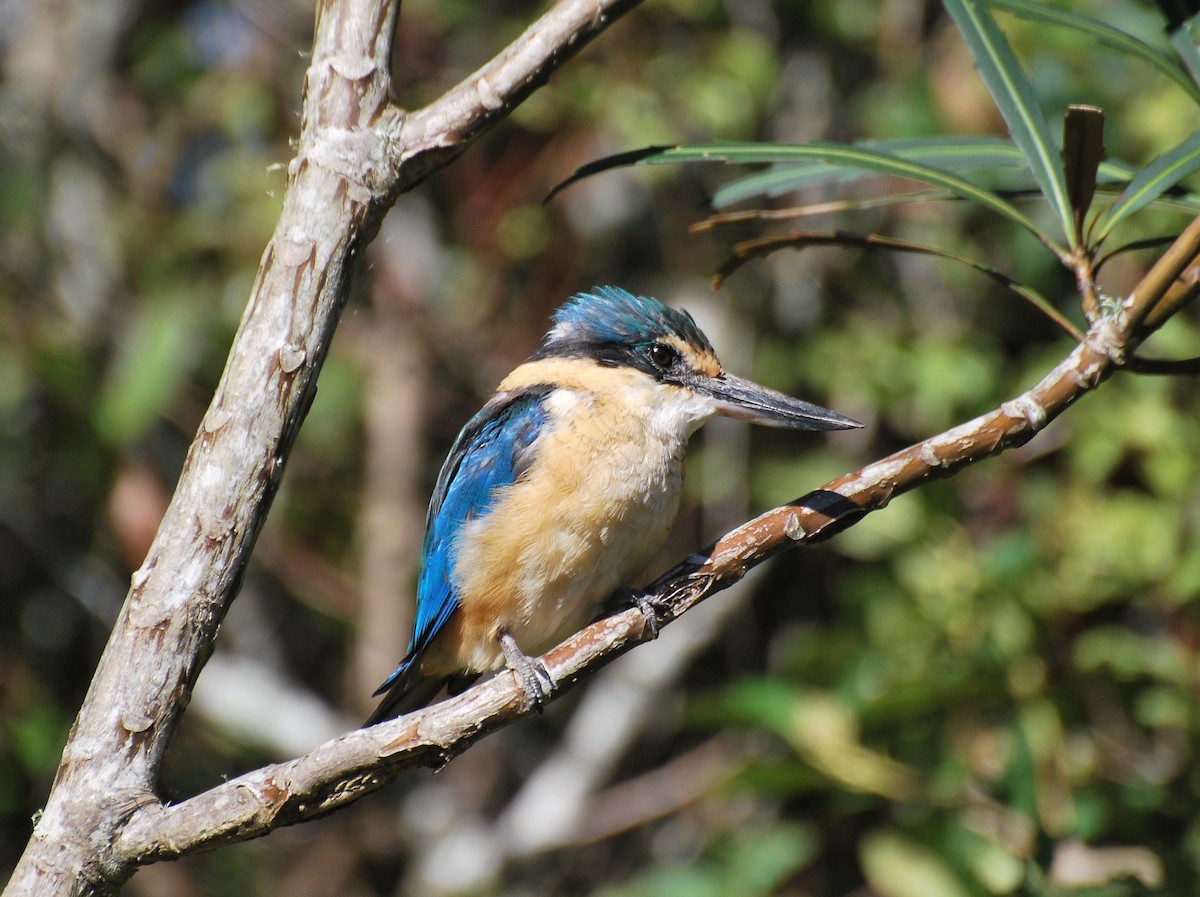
715,229,1083,341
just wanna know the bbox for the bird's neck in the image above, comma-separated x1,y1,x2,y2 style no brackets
499,357,714,445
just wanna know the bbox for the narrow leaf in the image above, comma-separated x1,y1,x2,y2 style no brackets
544,145,671,204
1133,191,1200,214
715,150,1138,211
715,229,1082,340
1128,355,1200,375
711,137,1027,208
1095,234,1182,272
649,142,1061,251
1095,130,1200,239
988,0,1200,104
1168,22,1200,92
546,140,1071,255
943,0,1076,246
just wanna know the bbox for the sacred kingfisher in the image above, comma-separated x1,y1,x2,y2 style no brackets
367,286,860,723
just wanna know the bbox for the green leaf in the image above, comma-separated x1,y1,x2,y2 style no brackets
1136,191,1200,214
987,0,1200,105
714,150,1139,212
8,706,70,774
1005,719,1039,821
1095,131,1200,239
1169,21,1200,93
95,297,201,446
711,137,1028,208
642,142,1063,251
942,0,1076,247
860,830,973,897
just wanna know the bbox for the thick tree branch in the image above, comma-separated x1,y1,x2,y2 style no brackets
4,2,641,895
11,0,1197,888
390,0,641,191
111,215,1200,863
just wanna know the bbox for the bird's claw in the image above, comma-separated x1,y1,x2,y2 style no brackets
616,588,667,639
499,631,555,712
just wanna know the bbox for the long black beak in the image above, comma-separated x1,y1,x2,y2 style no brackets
696,373,862,431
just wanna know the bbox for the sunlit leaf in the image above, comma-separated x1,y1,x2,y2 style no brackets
702,168,1147,233
1095,130,1200,239
987,0,1200,104
943,0,1076,246
861,830,973,897
715,158,1141,214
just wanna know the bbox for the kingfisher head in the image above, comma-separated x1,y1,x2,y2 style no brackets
530,286,861,431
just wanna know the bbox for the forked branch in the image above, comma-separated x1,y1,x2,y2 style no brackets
10,0,1200,889
4,1,641,895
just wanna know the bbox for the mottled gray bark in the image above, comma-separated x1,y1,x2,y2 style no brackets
4,1,641,894
8,0,1199,891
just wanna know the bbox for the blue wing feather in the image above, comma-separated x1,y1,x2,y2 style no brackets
370,386,551,706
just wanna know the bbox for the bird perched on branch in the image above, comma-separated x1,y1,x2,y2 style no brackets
367,286,859,724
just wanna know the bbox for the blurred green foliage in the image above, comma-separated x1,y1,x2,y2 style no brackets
2,0,1200,895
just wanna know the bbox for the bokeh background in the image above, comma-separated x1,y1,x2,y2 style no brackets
3,0,1200,894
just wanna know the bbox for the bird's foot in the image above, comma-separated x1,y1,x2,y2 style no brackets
499,631,555,712
615,588,668,640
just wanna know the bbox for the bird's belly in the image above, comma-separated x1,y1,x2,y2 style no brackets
447,428,686,674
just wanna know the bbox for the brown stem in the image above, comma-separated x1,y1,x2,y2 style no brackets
1121,213,1200,340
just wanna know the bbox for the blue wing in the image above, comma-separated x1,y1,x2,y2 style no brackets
368,386,551,718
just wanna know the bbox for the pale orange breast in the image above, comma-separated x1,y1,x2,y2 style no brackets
431,366,708,677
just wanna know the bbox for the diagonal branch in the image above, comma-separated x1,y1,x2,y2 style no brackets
1121,212,1200,337
392,0,642,190
13,0,1199,887
113,213,1200,863
4,1,642,895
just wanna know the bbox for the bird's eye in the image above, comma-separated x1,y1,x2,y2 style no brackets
648,342,678,369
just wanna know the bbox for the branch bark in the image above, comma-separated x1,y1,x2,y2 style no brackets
5,1,641,894
108,222,1200,863
10,0,1200,889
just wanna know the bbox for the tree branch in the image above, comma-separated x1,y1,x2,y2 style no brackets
4,1,642,894
110,214,1200,863
391,0,642,191
11,0,1198,889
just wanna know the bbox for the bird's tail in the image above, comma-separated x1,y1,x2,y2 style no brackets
364,657,485,725
364,660,447,726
